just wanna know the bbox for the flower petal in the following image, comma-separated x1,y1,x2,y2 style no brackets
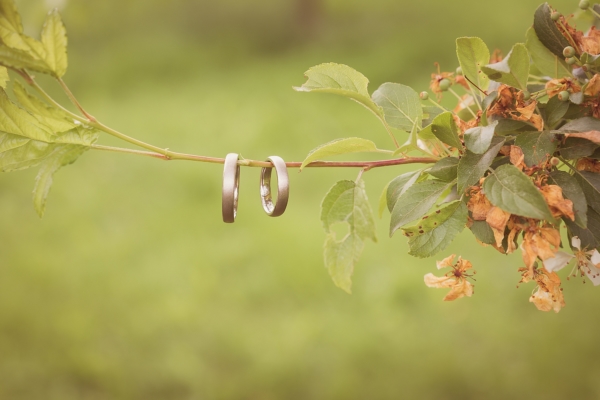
424,273,454,288
572,236,582,250
584,261,600,286
543,251,574,273
443,280,473,301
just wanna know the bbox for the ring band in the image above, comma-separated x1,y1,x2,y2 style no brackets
222,153,240,223
260,156,289,217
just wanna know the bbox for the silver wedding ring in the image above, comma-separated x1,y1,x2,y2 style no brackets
260,156,289,217
222,153,240,223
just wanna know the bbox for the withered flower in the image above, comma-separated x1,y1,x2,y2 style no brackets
521,225,561,273
539,185,575,220
467,187,492,221
570,237,600,285
528,268,566,313
486,206,511,247
545,78,581,98
424,254,475,301
487,85,543,131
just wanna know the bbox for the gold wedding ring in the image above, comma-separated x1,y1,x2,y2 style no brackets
260,156,289,217
222,153,240,223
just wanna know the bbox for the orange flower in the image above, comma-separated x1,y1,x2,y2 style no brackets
584,74,600,96
486,206,511,247
509,145,525,171
539,185,574,220
521,225,561,273
424,254,475,301
467,188,492,221
528,268,566,313
576,158,600,173
487,85,543,131
580,26,600,55
429,63,454,98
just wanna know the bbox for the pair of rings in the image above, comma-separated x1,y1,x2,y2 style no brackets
222,154,289,223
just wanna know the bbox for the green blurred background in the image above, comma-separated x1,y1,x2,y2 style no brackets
1,0,598,398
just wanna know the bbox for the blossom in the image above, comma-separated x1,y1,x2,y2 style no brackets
424,254,475,301
570,236,600,285
520,225,561,273
487,85,543,131
539,185,575,221
520,267,566,313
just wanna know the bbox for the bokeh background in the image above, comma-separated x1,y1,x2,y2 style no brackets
0,0,597,398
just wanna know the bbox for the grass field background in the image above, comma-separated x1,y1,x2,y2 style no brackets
1,0,598,398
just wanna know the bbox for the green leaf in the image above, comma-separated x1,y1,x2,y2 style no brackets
481,43,530,90
321,179,376,293
33,144,86,217
525,27,571,79
422,105,443,128
560,116,600,132
0,88,54,142
548,170,588,228
371,82,422,132
12,81,76,132
469,220,496,245
405,201,468,258
573,170,600,216
457,137,505,194
492,118,537,135
419,111,462,148
464,120,498,154
456,37,490,92
0,65,7,88
0,45,53,75
0,0,23,35
378,182,389,218
428,157,459,182
294,63,383,119
40,9,68,78
533,3,572,58
483,164,554,220
300,137,379,170
386,170,422,212
514,131,557,167
559,138,598,159
564,207,600,250
543,95,569,128
389,179,453,236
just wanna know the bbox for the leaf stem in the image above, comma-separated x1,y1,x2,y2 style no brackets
90,144,438,169
57,77,96,122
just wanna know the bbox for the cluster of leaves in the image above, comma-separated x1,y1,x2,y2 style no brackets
295,1,600,312
0,0,99,216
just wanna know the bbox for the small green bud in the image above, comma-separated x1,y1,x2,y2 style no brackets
550,157,560,166
455,66,463,76
558,90,570,102
551,11,562,21
420,91,429,100
563,46,576,58
566,56,578,65
439,78,452,92
579,0,590,10
522,91,531,101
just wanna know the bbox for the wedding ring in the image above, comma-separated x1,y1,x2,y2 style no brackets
222,153,240,223
260,156,289,217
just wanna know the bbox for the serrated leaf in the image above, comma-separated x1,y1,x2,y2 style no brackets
386,170,422,212
492,118,537,135
525,27,571,79
300,137,379,170
543,95,569,128
469,220,496,245
389,179,453,236
321,179,376,293
456,37,490,92
548,170,587,227
33,144,86,217
533,3,572,58
559,138,598,159
0,65,7,88
371,82,422,132
481,44,529,90
0,0,23,35
464,120,498,154
428,157,459,182
419,111,462,149
406,201,468,258
573,170,600,216
514,131,557,167
12,81,75,132
564,207,600,250
457,137,505,194
0,45,53,75
483,164,554,220
40,9,68,78
0,88,54,142
294,63,383,119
